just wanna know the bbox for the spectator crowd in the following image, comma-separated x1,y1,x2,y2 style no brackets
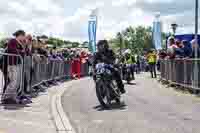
158,36,200,59
0,30,90,104
123,36,200,79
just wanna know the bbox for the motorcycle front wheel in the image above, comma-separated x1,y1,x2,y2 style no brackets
96,80,111,108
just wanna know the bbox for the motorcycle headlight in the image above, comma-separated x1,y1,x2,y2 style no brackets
97,68,105,74
105,69,111,74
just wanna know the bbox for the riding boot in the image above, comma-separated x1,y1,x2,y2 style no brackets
117,81,125,94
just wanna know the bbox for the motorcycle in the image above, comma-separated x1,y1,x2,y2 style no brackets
123,64,132,84
95,63,121,108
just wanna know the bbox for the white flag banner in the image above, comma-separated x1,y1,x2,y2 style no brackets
153,21,162,50
88,9,98,53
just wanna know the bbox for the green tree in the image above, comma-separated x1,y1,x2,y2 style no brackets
72,42,80,48
82,41,89,48
109,32,124,53
0,38,9,48
122,26,136,52
110,26,155,54
143,27,154,51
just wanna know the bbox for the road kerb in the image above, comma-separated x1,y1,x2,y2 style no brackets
51,78,88,133
51,94,66,132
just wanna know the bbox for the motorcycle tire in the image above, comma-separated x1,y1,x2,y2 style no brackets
96,81,111,108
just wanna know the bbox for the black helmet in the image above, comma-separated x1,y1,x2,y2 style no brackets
97,40,109,52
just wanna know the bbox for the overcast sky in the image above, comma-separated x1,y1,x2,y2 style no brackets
0,0,199,41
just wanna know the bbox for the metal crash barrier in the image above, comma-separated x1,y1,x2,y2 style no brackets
81,62,89,77
160,59,200,90
0,53,89,100
0,53,24,98
30,57,89,88
31,58,72,88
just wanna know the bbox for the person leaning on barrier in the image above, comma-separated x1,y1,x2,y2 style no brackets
167,36,177,59
13,35,33,103
32,48,42,63
147,49,157,78
157,50,167,71
2,30,26,104
181,40,192,58
158,49,167,59
71,51,81,79
190,39,200,58
23,35,33,94
62,49,70,61
174,39,185,58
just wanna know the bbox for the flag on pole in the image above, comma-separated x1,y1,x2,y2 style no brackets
153,14,162,50
88,9,98,53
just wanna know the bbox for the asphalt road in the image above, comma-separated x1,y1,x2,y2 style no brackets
62,74,200,133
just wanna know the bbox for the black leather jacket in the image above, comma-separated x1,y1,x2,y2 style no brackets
93,49,116,68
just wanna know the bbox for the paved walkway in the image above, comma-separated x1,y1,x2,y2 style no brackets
0,85,57,133
62,74,200,133
0,72,200,133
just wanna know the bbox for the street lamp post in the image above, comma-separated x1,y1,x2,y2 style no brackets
195,0,199,58
171,23,178,35
165,32,171,50
193,0,199,88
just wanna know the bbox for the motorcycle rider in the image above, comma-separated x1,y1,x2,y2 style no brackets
123,50,135,80
93,40,126,94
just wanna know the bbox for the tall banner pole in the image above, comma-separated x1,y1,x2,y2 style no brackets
88,9,98,53
153,13,162,50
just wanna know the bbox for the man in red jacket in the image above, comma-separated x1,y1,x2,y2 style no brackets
2,30,26,104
